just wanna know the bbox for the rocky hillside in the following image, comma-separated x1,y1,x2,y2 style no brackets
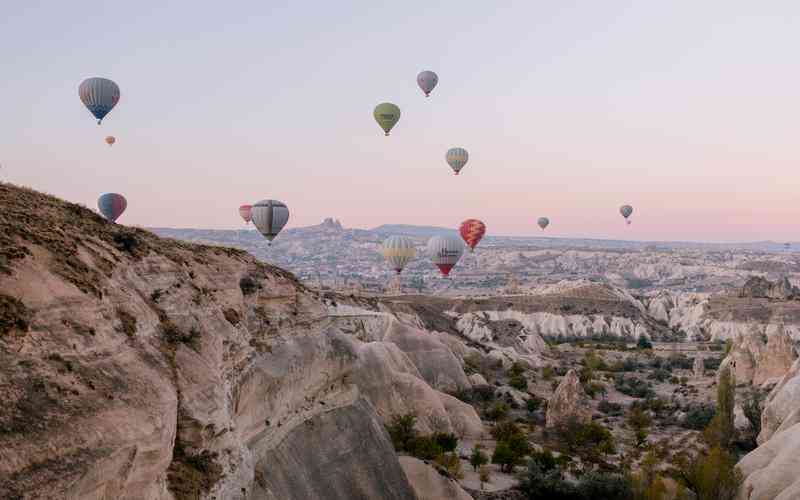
0,184,480,500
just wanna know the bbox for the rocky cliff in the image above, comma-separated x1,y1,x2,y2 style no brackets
0,184,471,499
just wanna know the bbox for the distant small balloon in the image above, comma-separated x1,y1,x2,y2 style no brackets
620,205,633,222
417,70,438,97
239,204,252,223
459,219,486,252
79,77,120,124
105,136,116,146
446,148,469,175
97,193,127,223
537,217,550,230
251,199,289,244
373,103,401,136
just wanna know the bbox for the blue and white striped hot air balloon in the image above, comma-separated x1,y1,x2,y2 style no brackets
445,147,469,175
79,77,120,124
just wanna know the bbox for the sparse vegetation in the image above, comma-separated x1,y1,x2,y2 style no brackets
0,294,31,336
115,308,137,337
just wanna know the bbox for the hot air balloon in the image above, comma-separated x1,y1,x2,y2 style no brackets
427,235,464,277
97,193,127,223
373,103,401,136
105,136,115,146
537,217,550,230
446,148,468,175
79,77,120,124
620,205,633,225
459,219,486,252
417,70,438,97
251,199,289,244
382,235,416,274
239,204,252,224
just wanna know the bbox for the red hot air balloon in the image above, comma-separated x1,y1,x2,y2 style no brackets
459,219,486,252
239,204,253,223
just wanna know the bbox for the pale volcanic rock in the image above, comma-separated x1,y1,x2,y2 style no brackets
758,358,800,444
399,456,473,500
546,369,591,428
693,356,705,378
720,326,797,387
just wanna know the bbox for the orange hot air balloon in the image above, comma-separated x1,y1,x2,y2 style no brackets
238,204,253,223
105,136,116,146
459,219,486,252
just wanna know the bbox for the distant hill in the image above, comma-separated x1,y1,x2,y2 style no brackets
371,224,458,238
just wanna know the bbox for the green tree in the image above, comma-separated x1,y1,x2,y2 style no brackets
470,445,488,472
637,335,653,350
627,405,653,447
705,366,735,449
671,445,742,500
386,413,417,452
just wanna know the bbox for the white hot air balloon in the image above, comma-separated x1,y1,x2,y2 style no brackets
251,199,289,244
427,235,464,277
382,235,416,274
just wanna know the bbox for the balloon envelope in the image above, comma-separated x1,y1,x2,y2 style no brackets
417,70,438,97
537,217,550,230
97,193,127,222
79,77,120,124
620,205,633,219
382,235,416,274
373,103,401,135
105,136,115,146
239,204,252,223
459,219,486,252
427,235,464,277
251,200,289,242
446,148,469,175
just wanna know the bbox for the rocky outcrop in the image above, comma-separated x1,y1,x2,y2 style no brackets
546,369,591,427
739,277,798,300
720,326,797,387
252,398,415,500
399,456,473,500
0,184,474,499
693,356,704,378
737,358,800,499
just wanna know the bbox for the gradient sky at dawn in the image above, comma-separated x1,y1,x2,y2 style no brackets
2,1,800,242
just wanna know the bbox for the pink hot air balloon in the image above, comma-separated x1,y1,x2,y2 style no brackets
239,204,253,224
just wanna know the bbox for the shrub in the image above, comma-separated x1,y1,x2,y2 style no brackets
703,357,722,370
598,400,623,416
637,336,653,350
0,294,31,336
576,472,634,500
649,368,671,383
510,374,529,391
682,404,716,430
434,452,463,479
584,381,606,399
386,413,417,451
615,376,655,399
529,448,558,473
115,308,137,337
555,418,616,466
411,435,443,460
526,396,542,414
519,461,577,499
491,421,523,442
470,445,488,472
671,445,742,500
239,275,260,295
486,402,510,421
433,432,458,453
492,432,531,473
542,366,555,380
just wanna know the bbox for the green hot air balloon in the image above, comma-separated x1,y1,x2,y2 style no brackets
374,102,401,136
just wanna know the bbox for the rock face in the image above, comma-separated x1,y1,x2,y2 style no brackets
738,358,800,499
252,398,415,500
739,276,798,300
399,456,473,500
546,369,591,428
0,185,472,499
720,326,797,387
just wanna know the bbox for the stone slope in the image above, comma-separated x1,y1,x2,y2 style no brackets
0,184,464,500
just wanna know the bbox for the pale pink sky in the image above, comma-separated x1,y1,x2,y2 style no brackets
2,2,800,242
